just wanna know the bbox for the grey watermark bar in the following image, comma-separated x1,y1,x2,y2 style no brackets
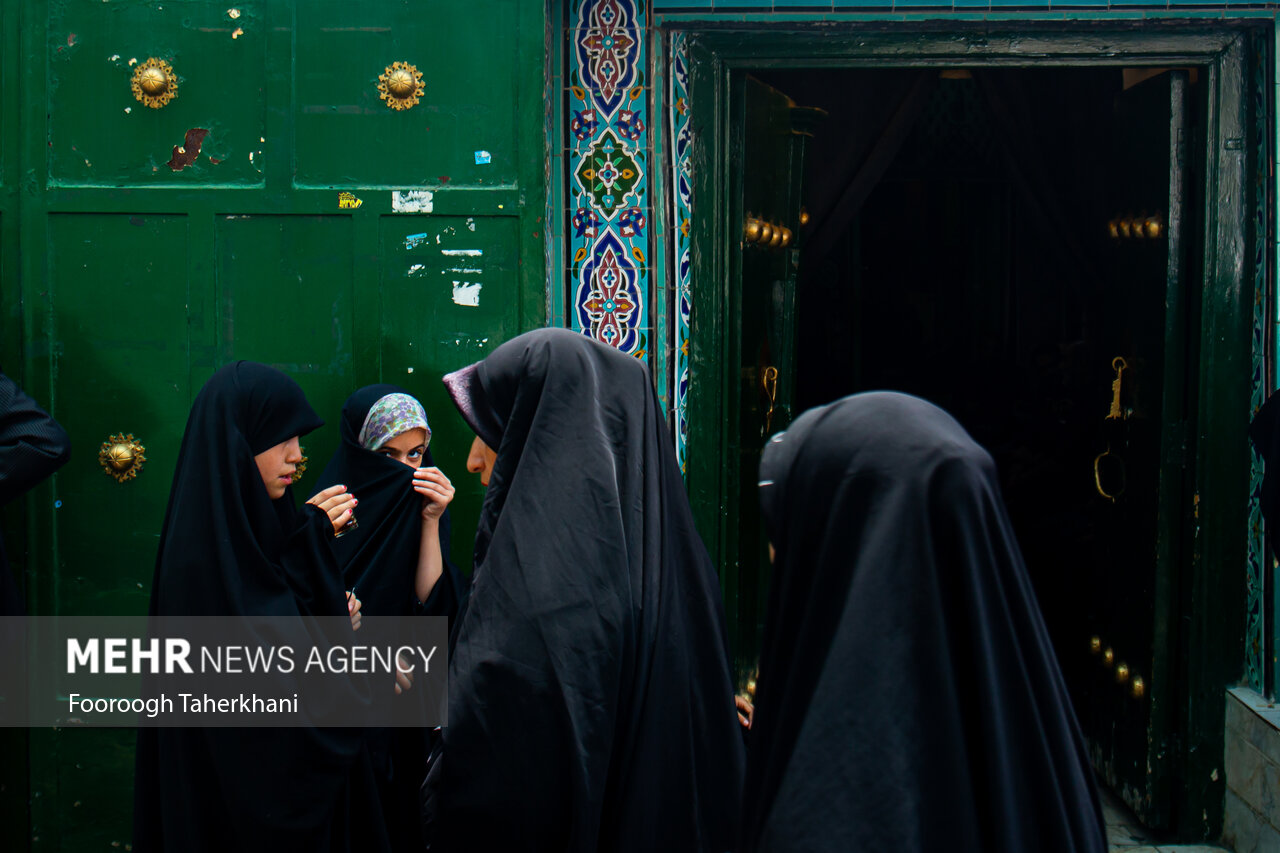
0,616,448,728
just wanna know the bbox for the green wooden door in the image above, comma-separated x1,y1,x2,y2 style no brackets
8,1,545,849
1076,70,1192,828
721,75,815,688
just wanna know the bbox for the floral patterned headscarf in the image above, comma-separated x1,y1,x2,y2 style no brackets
357,393,430,451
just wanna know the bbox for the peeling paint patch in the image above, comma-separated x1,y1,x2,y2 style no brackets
474,150,491,165
392,190,434,213
404,233,429,250
167,128,209,171
452,282,482,307
407,264,426,276
232,27,244,39
228,8,241,18
441,249,483,257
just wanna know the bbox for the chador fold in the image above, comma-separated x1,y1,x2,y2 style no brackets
426,328,744,852
132,361,388,853
743,391,1106,852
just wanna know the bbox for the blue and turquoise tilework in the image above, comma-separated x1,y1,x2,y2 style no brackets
569,0,653,361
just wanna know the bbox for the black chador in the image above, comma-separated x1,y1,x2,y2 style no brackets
313,384,462,621
742,392,1107,852
425,329,744,852
313,384,463,852
132,362,388,853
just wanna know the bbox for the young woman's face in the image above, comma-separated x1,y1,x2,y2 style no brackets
467,435,497,487
377,427,428,469
255,436,303,500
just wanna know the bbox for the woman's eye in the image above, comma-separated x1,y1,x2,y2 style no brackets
409,448,424,459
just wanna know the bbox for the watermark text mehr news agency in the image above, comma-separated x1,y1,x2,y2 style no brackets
65,637,438,676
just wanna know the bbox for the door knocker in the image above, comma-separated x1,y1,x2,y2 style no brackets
1093,445,1126,503
1106,357,1129,421
761,366,779,436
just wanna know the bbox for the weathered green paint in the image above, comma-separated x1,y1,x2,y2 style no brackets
681,23,1255,841
6,0,547,849
1182,31,1252,842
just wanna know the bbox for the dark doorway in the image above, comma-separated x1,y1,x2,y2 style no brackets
751,65,1205,828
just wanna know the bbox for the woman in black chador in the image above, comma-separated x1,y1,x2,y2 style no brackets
424,328,744,852
315,385,460,621
742,392,1106,853
313,384,460,851
132,361,387,853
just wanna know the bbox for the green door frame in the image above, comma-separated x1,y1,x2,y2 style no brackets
681,23,1254,839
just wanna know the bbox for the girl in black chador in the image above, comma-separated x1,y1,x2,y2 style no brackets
742,391,1107,853
424,328,744,852
132,361,387,853
313,385,460,852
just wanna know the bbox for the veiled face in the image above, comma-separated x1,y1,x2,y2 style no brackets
466,435,497,487
377,427,428,469
255,436,303,499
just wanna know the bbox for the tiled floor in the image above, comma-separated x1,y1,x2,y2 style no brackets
1102,786,1231,852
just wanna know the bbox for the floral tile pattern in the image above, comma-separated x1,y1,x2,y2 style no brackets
569,0,651,361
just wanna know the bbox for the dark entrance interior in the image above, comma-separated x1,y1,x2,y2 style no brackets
751,65,1205,827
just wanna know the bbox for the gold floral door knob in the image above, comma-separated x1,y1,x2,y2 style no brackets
378,62,424,110
131,58,178,109
99,433,146,482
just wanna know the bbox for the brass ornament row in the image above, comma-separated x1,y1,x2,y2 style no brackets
1089,635,1146,700
99,433,147,483
743,217,793,250
130,57,426,112
1107,214,1164,240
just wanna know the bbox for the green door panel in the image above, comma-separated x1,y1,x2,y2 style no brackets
216,214,356,476
1076,70,1191,827
44,212,191,616
716,75,813,687
295,1,520,188
48,1,267,186
378,214,520,570
28,213,193,851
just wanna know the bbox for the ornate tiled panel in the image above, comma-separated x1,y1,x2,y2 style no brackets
568,0,652,359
